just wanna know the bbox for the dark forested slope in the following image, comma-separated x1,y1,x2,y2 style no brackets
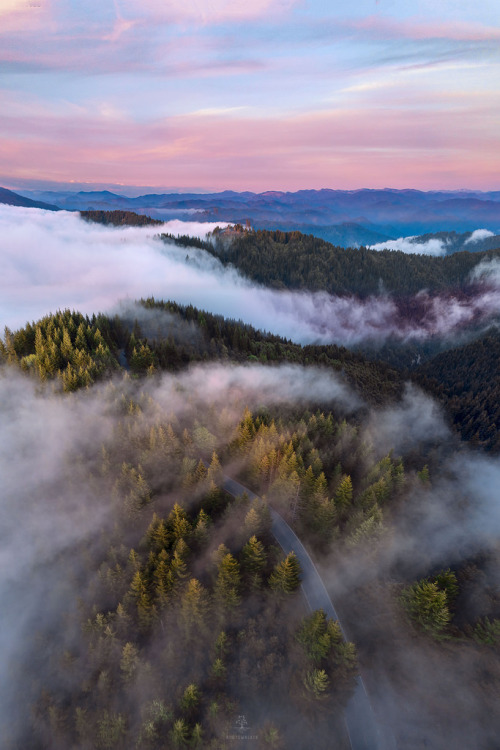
415,328,500,451
1,302,404,403
80,209,163,226
80,209,500,297
206,229,500,298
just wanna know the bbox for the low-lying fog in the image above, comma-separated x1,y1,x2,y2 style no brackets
2,205,500,346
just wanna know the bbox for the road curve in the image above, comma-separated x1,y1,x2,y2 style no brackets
222,474,393,750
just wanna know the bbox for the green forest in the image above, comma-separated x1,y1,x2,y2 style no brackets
201,228,500,298
4,328,499,748
79,210,500,299
3,294,500,451
2,212,500,749
81,211,163,227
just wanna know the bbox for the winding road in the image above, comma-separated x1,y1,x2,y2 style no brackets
223,474,394,750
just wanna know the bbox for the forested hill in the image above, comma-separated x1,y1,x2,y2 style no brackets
80,209,163,226
206,229,500,298
0,302,404,404
80,209,500,298
415,328,500,452
0,186,59,211
5,301,500,451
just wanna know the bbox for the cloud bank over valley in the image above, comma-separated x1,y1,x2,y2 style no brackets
2,205,500,347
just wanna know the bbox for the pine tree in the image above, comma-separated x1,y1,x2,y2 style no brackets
191,723,203,748
241,535,267,589
302,668,330,701
170,539,189,582
120,642,139,682
401,579,451,637
171,718,189,748
214,630,229,658
207,451,223,485
180,683,200,714
214,552,241,610
129,570,153,630
314,472,328,503
244,498,271,537
269,552,301,595
334,475,353,515
180,579,209,638
301,465,316,500
296,609,343,663
193,509,210,546
193,459,207,484
96,711,127,749
154,550,173,608
168,503,191,540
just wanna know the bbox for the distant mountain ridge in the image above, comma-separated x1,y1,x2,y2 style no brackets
15,187,500,238
0,187,59,211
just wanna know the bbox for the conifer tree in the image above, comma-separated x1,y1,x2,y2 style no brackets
168,503,191,540
401,579,451,637
207,451,223,485
120,642,139,683
171,718,189,748
241,535,267,590
334,475,353,515
214,552,241,610
180,683,200,714
302,668,330,701
180,578,209,638
269,552,301,595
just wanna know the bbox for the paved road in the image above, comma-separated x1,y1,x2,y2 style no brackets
223,475,393,750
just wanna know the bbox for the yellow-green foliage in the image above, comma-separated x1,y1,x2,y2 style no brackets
4,310,118,390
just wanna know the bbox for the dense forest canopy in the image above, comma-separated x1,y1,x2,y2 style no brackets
202,228,500,298
3,296,500,452
0,303,404,403
2,313,499,749
80,210,163,227
2,210,500,749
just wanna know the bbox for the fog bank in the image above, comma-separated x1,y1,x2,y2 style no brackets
2,206,500,347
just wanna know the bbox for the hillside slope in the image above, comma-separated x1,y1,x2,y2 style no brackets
0,186,59,211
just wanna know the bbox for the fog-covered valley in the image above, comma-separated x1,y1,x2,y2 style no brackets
1,204,500,749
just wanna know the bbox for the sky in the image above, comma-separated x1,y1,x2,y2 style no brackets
1,0,499,192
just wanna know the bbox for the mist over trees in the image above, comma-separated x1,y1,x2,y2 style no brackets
2,316,500,748
1,210,500,749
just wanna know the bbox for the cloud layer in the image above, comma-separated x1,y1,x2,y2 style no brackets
3,206,500,346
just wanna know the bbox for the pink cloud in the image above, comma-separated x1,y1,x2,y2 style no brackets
0,100,499,191
354,15,500,42
121,0,298,25
0,0,54,35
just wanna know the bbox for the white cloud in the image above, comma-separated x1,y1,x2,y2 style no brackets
368,236,448,256
464,228,495,244
2,205,500,346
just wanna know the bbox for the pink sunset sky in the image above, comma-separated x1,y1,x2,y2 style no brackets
1,0,499,192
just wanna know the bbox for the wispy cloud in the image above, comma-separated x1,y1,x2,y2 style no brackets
352,15,500,43
121,0,299,25
369,237,449,256
1,98,498,190
1,1,498,190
